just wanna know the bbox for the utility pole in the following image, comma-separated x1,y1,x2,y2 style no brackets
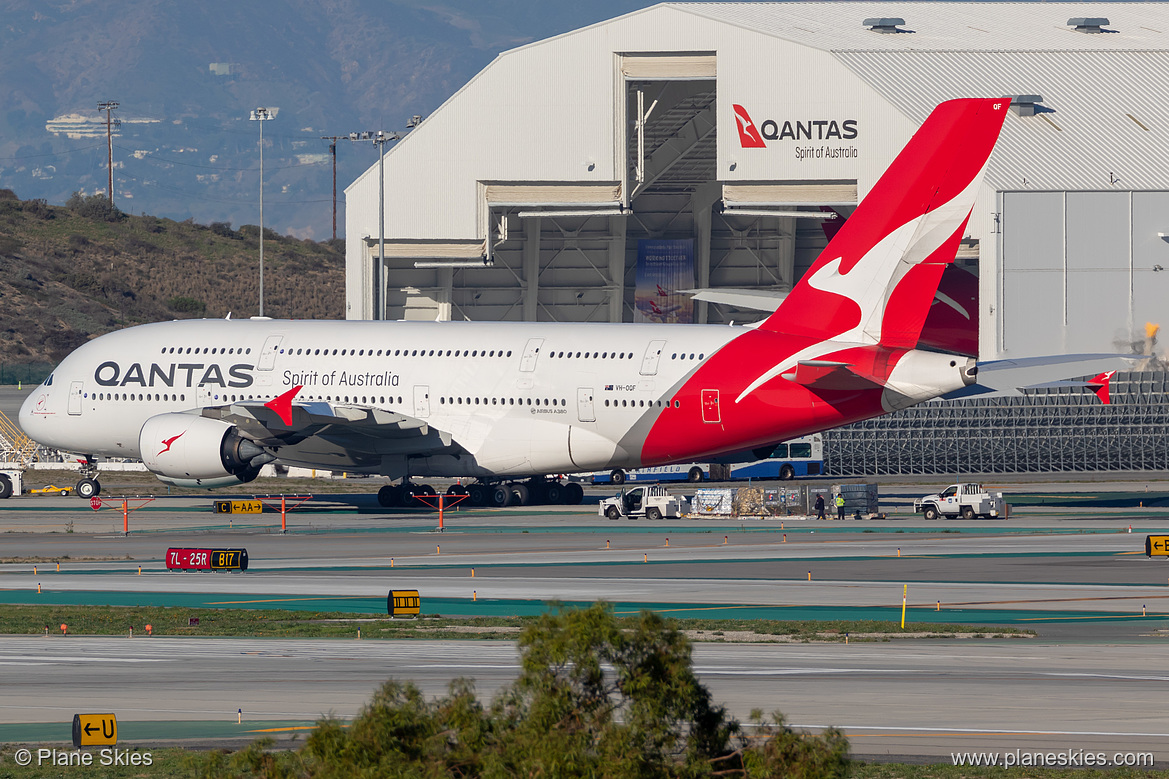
320,136,342,241
97,101,119,203
250,107,275,317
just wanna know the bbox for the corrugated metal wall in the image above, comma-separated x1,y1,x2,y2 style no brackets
825,371,1169,476
1000,191,1169,357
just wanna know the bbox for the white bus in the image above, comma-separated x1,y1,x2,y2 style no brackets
590,435,824,485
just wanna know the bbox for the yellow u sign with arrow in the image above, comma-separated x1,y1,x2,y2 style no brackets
72,713,117,747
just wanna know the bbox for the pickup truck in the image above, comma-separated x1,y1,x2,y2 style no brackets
914,483,1006,520
598,485,689,520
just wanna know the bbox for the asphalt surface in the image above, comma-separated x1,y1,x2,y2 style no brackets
0,493,1168,765
2,637,1166,764
4,394,1169,763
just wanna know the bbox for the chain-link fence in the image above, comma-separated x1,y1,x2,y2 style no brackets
0,363,53,386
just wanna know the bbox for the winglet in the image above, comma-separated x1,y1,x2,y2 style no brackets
265,385,303,425
1088,371,1115,405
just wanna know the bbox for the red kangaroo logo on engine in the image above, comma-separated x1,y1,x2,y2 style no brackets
158,432,184,456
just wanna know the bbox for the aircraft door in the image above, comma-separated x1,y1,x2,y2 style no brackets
640,340,666,376
68,381,84,415
413,386,431,418
257,335,283,371
701,389,721,423
577,388,596,422
196,385,213,408
519,338,544,372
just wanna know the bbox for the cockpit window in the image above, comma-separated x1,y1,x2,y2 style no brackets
45,374,53,386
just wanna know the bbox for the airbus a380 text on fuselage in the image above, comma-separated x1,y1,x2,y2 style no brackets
20,99,1009,507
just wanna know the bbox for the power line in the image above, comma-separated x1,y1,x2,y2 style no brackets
114,144,327,172
117,171,332,206
0,143,106,161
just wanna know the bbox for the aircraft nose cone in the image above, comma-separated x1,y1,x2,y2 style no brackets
18,386,48,444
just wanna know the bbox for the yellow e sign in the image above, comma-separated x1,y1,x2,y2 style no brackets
72,713,117,747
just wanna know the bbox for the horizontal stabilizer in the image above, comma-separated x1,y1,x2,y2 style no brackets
781,360,880,391
941,355,1135,401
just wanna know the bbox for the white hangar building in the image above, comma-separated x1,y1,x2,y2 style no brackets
345,2,1169,364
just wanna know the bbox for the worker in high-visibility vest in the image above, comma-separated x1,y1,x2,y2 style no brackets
835,493,846,521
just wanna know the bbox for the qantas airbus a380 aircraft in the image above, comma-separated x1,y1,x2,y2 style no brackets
21,98,1014,507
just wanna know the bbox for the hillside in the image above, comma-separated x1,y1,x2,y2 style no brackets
0,189,344,373
0,0,657,239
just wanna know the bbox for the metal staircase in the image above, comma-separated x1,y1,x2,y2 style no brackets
0,408,37,467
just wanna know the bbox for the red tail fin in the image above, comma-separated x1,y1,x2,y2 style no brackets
762,99,1008,349
1088,371,1115,405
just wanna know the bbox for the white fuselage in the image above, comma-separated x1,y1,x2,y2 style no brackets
20,317,741,477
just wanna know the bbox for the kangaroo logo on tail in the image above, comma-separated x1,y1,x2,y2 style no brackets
762,99,1007,347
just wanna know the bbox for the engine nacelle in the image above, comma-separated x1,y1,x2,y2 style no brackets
139,414,272,488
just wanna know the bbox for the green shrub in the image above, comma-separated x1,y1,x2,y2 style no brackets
166,296,206,315
65,191,126,222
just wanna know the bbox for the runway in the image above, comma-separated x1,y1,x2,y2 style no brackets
1,637,1166,763
2,483,1169,763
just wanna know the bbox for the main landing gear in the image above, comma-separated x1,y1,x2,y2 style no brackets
377,478,584,508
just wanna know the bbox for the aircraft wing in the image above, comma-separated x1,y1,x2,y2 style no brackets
199,385,457,459
941,354,1138,401
680,288,787,312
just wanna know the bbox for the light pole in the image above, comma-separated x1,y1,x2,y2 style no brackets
348,130,400,320
250,107,274,316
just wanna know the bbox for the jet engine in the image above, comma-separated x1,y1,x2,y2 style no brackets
139,414,276,488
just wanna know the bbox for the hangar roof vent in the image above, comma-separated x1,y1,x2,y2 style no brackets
862,17,909,34
1004,94,1044,117
1067,17,1111,34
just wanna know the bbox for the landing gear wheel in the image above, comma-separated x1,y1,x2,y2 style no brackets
0,474,12,499
404,484,434,507
961,506,976,520
646,507,663,521
489,486,510,508
467,484,488,506
510,484,530,506
687,467,704,483
544,482,564,504
923,506,939,521
610,470,626,486
605,505,622,520
563,482,584,505
377,485,401,507
447,484,469,497
779,464,796,481
76,478,100,499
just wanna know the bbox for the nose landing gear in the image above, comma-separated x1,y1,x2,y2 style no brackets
74,458,101,499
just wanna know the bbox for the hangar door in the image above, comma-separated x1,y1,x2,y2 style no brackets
1001,191,1155,357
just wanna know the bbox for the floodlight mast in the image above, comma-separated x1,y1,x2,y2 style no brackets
347,130,402,320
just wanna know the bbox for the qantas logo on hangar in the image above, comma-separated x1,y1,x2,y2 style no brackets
732,104,858,149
